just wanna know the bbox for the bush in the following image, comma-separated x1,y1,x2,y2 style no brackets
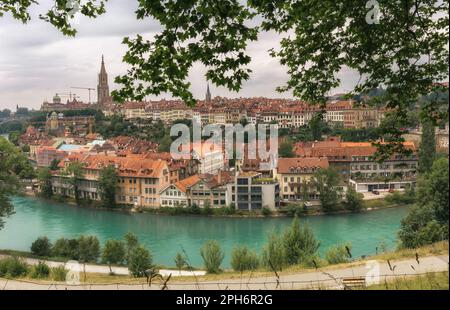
202,204,213,215
385,190,416,205
261,230,286,271
231,245,259,272
0,257,29,278
50,266,68,281
189,204,201,214
128,246,153,277
200,240,224,274
29,261,50,279
31,236,52,257
285,204,305,217
77,235,100,264
324,243,352,265
52,238,79,259
174,252,188,271
345,187,364,212
102,240,126,272
282,218,320,265
261,207,272,216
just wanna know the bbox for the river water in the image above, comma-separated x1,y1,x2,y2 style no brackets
0,196,409,268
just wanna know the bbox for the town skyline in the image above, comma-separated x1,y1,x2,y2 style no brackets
0,1,364,111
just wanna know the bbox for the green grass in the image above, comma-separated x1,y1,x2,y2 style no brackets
367,271,449,290
0,249,68,263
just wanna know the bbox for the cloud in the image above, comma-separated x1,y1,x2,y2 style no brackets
0,1,354,111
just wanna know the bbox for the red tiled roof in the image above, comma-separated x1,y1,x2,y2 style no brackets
278,157,329,174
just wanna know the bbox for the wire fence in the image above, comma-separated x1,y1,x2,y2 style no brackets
1,271,447,290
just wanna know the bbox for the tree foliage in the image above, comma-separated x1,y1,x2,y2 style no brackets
63,161,84,203
261,229,286,271
98,165,118,208
399,158,449,248
102,239,126,272
2,0,448,158
282,217,320,265
174,252,188,271
77,235,100,264
31,236,52,257
128,245,153,277
0,137,30,229
418,119,436,174
345,186,364,212
38,167,53,199
312,167,342,212
278,138,294,158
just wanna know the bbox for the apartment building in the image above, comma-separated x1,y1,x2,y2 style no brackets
274,157,329,202
159,175,200,207
294,138,418,192
343,108,381,129
52,154,170,208
192,142,225,174
36,146,67,167
160,172,233,208
227,172,280,211
123,102,148,119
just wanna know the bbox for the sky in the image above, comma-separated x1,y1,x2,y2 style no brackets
0,1,360,111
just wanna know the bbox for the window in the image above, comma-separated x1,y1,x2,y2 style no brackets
237,178,248,185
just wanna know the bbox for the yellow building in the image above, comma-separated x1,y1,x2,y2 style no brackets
274,157,329,202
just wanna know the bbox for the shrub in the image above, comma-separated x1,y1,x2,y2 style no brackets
202,204,213,215
261,207,272,216
261,230,286,271
174,252,188,271
50,266,68,281
52,238,79,259
128,245,153,277
29,261,50,279
102,240,126,272
31,236,52,257
282,218,320,265
189,204,201,214
77,235,100,264
231,245,259,272
0,257,29,278
345,187,364,212
124,232,139,264
285,204,305,217
386,190,416,205
324,243,352,265
200,240,224,274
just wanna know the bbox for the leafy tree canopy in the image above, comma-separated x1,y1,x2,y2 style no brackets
2,0,449,157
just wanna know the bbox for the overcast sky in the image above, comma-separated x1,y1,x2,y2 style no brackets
0,1,360,111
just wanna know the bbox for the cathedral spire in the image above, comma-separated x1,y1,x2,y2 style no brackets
97,55,110,105
206,83,211,102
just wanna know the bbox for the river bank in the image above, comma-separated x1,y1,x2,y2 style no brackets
1,242,448,289
20,190,411,219
1,196,410,268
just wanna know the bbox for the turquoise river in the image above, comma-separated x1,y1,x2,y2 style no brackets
0,196,409,268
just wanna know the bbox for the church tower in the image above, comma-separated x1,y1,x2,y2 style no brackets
205,83,211,102
97,55,110,104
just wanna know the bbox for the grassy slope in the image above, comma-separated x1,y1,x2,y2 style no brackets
4,241,447,285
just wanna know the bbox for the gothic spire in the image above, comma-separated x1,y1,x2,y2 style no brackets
206,83,211,102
